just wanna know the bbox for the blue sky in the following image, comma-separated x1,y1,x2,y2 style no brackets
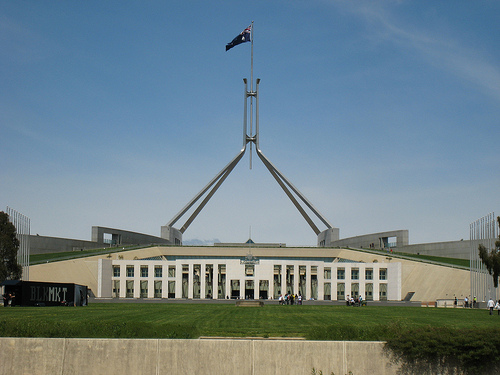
1,1,499,246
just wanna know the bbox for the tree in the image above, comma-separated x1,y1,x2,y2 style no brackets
478,216,500,288
0,211,22,283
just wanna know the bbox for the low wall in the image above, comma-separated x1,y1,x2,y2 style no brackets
0,338,399,375
398,240,471,260
29,235,100,255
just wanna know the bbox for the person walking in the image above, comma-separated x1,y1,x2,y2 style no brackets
487,297,495,315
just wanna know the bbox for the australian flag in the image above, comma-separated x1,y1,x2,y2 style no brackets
226,25,252,51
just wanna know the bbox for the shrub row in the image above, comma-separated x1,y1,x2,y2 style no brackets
385,326,500,375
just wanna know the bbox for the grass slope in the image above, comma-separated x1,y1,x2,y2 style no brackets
0,304,498,339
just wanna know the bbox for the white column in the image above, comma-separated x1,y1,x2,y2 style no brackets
213,263,219,300
240,278,244,299
359,264,365,301
162,264,168,298
148,264,154,299
269,266,274,299
200,262,206,299
134,264,140,298
332,274,337,302
188,264,194,299
373,264,379,301
294,264,299,297
225,270,229,300
304,265,310,300
175,263,182,298
318,264,324,301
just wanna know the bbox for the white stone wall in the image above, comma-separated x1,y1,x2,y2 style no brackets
98,257,402,301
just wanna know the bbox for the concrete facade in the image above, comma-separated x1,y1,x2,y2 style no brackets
0,337,399,375
98,256,401,301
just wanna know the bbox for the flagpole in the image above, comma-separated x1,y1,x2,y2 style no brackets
249,21,254,170
251,21,254,93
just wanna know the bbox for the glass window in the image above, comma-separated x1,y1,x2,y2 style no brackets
286,266,294,294
168,281,175,298
324,267,331,279
337,268,345,280
380,283,388,301
365,269,373,280
365,283,373,301
193,265,201,299
140,266,148,278
155,266,162,278
324,282,331,300
337,282,345,300
218,265,226,299
126,280,134,297
126,266,134,277
273,265,281,299
351,283,359,298
113,266,120,277
154,281,162,298
113,280,120,298
379,268,387,280
299,266,306,297
140,280,148,298
168,266,176,278
351,268,359,280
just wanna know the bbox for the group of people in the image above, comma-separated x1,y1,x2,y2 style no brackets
346,295,364,307
458,296,478,308
278,292,302,305
2,291,16,307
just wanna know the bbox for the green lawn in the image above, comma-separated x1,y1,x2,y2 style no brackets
0,304,498,339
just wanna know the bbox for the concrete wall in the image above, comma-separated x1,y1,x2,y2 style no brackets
0,338,399,375
30,226,172,256
92,226,170,246
398,240,471,260
30,235,100,255
331,230,409,249
160,225,183,245
317,227,340,247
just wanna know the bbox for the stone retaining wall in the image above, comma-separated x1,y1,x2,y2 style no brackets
0,337,399,375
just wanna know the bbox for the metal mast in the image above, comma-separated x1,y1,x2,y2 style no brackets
163,23,334,244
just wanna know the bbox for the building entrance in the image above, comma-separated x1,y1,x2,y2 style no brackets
245,280,254,299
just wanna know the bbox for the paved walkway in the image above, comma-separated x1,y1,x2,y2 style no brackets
90,297,421,306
